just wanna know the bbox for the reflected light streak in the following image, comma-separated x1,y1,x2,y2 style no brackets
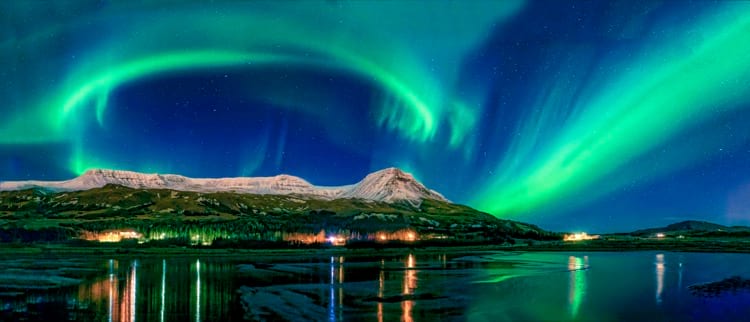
196,259,201,322
329,256,335,322
378,259,385,322
109,259,115,322
567,256,587,318
402,254,417,322
161,259,166,322
133,261,137,322
656,254,665,304
338,256,344,319
120,260,137,322
678,258,684,291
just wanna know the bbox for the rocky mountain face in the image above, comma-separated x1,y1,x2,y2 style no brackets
0,167,447,206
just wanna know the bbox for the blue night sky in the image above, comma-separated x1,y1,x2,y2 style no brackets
2,1,750,232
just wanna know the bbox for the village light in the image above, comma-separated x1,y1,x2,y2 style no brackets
327,235,346,246
563,232,600,242
406,232,416,241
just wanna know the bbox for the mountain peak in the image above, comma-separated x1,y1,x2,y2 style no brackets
340,167,448,206
0,167,448,205
374,167,406,174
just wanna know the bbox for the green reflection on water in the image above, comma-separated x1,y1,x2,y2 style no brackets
568,256,587,318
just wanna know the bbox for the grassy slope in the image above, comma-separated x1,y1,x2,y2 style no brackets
0,185,556,242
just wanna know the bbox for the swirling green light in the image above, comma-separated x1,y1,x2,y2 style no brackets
57,49,435,140
1,1,524,154
475,4,750,217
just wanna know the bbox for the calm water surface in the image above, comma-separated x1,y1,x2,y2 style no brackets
2,251,750,321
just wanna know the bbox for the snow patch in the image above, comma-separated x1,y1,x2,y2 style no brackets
0,167,449,205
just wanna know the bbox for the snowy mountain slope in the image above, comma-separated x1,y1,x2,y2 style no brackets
0,167,447,205
339,168,447,206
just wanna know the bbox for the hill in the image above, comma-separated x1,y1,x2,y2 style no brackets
630,220,750,237
0,184,556,245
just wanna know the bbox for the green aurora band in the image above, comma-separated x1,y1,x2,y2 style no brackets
474,3,750,217
0,1,526,177
0,2,522,146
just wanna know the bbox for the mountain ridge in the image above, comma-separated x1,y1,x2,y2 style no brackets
0,167,448,206
630,220,750,236
0,181,557,244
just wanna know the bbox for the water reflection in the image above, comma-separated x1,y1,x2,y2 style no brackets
109,259,116,322
377,259,385,322
76,259,134,322
119,260,137,322
70,258,239,321
195,259,201,322
567,256,587,318
339,256,344,316
655,254,665,304
9,252,750,321
161,259,166,322
328,256,345,322
129,261,137,322
678,256,684,291
402,253,417,322
79,259,138,322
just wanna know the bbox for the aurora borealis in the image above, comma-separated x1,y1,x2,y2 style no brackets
3,1,750,231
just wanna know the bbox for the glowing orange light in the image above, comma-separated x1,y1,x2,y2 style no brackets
82,230,142,243
284,230,326,244
327,235,347,246
374,229,418,242
563,232,599,242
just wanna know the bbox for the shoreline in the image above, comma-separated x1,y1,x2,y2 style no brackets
0,244,516,261
3,239,750,260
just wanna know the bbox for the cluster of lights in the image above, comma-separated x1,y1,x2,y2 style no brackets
190,235,213,246
375,229,418,242
284,230,327,244
83,230,142,243
563,232,600,242
327,230,419,246
327,236,347,246
81,228,422,246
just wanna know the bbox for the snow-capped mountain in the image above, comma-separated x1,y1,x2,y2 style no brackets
339,168,447,206
0,167,448,205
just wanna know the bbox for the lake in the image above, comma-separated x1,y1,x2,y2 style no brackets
2,251,750,321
